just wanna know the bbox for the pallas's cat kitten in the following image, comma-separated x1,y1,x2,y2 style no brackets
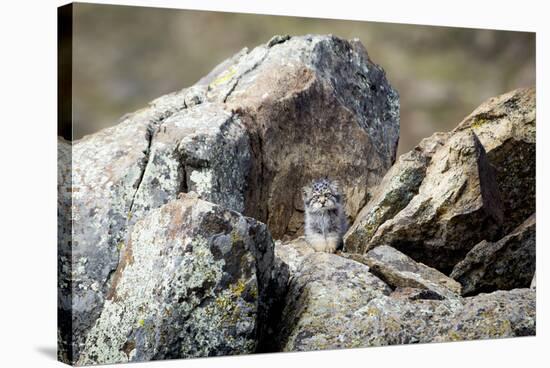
303,178,347,253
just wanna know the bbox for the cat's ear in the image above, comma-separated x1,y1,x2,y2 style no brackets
330,180,341,192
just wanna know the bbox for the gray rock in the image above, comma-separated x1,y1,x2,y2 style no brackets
451,214,536,296
274,237,315,275
220,34,400,239
61,34,399,362
360,130,504,273
281,254,535,351
344,132,447,253
345,245,462,299
345,88,535,274
279,253,392,351
453,88,535,233
78,193,274,365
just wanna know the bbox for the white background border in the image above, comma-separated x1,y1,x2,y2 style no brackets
0,1,546,367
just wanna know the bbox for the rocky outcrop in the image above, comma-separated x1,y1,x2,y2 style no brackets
345,88,535,274
60,34,399,363
279,250,534,351
278,253,392,351
78,193,274,365
453,88,535,233
451,214,536,296
344,132,447,254
219,34,400,238
348,130,504,272
58,32,536,364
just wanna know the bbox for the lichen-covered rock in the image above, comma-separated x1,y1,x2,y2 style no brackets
451,214,536,296
63,95,250,362
61,34,399,362
453,88,535,233
345,88,535,274
77,193,274,365
57,137,74,363
281,256,535,351
357,288,535,347
278,253,392,351
345,245,462,299
219,34,400,238
274,237,315,275
356,130,504,273
344,132,447,253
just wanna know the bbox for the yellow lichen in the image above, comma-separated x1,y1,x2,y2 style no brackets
230,279,247,297
209,66,237,88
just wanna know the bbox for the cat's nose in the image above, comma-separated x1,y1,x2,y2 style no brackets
319,196,326,204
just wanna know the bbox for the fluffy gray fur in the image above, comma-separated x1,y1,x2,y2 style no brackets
303,178,347,253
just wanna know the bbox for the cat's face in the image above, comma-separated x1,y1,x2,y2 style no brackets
303,178,342,212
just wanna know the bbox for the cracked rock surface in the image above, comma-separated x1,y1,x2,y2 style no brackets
345,87,535,274
59,34,399,362
58,34,535,365
78,193,274,365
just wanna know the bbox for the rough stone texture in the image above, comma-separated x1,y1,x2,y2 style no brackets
57,137,73,363
60,34,399,362
346,245,462,299
78,193,274,365
219,34,400,239
355,130,504,273
453,87,535,233
63,94,251,361
344,88,535,275
280,254,535,351
344,132,447,253
274,237,315,275
278,253,392,351
451,214,536,296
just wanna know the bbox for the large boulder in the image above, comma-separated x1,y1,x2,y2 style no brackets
78,193,274,365
453,87,535,233
219,34,400,238
348,130,504,273
344,132,447,254
60,34,399,362
345,88,535,274
451,214,536,296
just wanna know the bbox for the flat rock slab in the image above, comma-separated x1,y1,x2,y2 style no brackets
78,193,274,365
345,245,462,299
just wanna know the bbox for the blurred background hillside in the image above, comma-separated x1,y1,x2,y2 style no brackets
71,3,535,155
